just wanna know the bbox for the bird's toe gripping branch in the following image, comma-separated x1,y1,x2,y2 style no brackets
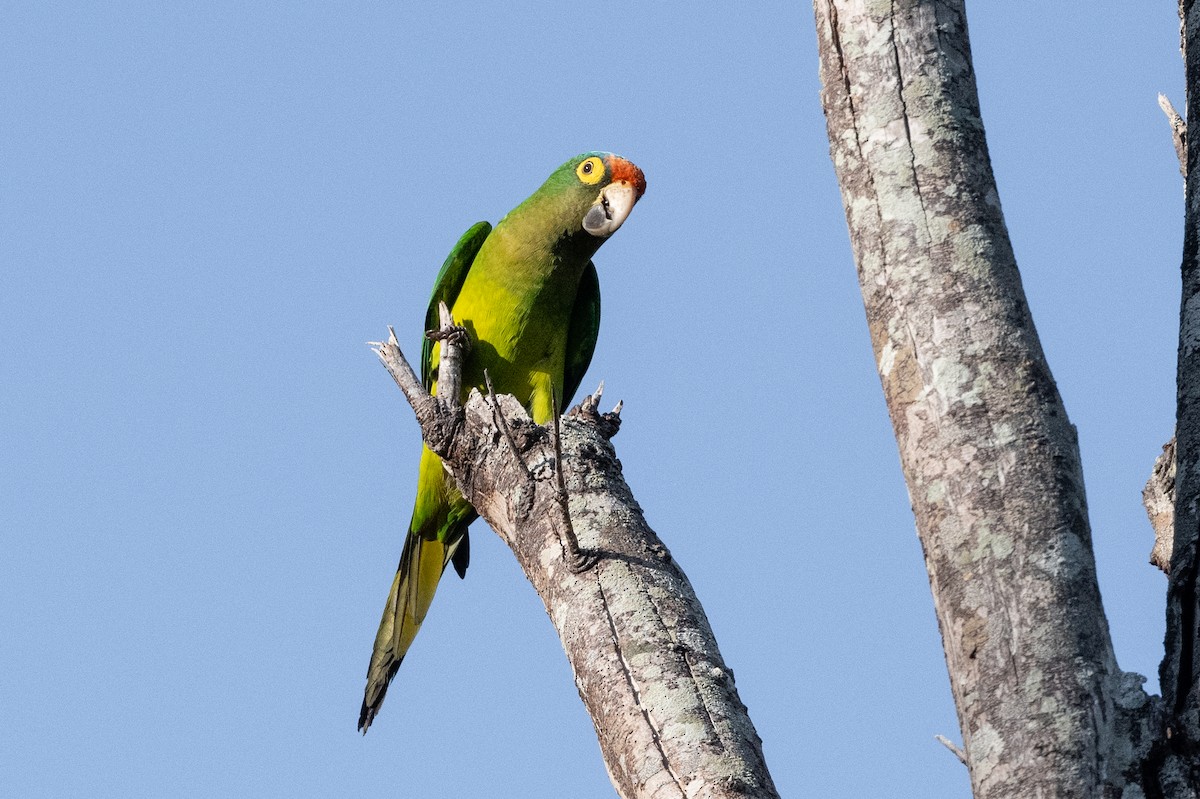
424,322,472,353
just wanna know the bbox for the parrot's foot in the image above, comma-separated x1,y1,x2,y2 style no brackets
548,384,598,574
425,322,472,354
552,482,598,573
569,381,622,439
563,545,598,573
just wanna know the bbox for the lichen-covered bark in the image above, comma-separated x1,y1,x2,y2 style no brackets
1162,0,1200,780
812,1,1159,795
372,332,778,799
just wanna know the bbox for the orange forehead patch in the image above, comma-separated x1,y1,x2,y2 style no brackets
608,157,647,200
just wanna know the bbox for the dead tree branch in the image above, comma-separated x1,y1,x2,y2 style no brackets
1160,0,1200,781
370,326,778,799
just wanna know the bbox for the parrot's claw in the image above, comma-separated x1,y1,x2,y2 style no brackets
425,323,472,353
564,547,599,574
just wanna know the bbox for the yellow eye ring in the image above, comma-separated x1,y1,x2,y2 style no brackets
576,156,605,185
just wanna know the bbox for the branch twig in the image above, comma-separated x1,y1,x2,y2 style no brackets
550,385,593,572
934,734,968,767
483,369,532,482
1159,93,1187,179
369,326,426,409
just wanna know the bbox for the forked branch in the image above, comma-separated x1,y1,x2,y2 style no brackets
370,317,778,799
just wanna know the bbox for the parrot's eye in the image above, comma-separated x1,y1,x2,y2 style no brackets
576,156,605,185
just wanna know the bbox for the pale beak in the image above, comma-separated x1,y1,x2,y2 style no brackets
582,181,639,237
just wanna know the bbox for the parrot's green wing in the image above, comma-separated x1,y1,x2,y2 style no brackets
561,261,600,412
421,221,492,391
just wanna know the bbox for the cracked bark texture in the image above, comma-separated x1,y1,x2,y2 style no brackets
813,1,1175,795
1163,0,1200,779
372,332,778,799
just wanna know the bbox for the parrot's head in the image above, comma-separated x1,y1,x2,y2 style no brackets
545,152,646,239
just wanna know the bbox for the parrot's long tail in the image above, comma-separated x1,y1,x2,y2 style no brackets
358,529,462,733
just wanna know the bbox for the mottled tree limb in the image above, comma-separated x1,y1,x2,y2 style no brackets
370,327,778,799
1150,82,1184,578
1161,0,1200,779
812,1,1167,795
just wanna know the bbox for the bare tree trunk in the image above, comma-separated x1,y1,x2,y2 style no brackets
812,1,1179,795
1163,0,1200,784
370,328,779,799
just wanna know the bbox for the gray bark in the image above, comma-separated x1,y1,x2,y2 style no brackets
370,328,778,799
1163,0,1200,780
812,1,1183,795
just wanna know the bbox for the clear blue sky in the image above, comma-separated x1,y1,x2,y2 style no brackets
2,3,1183,797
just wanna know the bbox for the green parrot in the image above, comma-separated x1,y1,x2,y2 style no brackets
359,152,646,732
